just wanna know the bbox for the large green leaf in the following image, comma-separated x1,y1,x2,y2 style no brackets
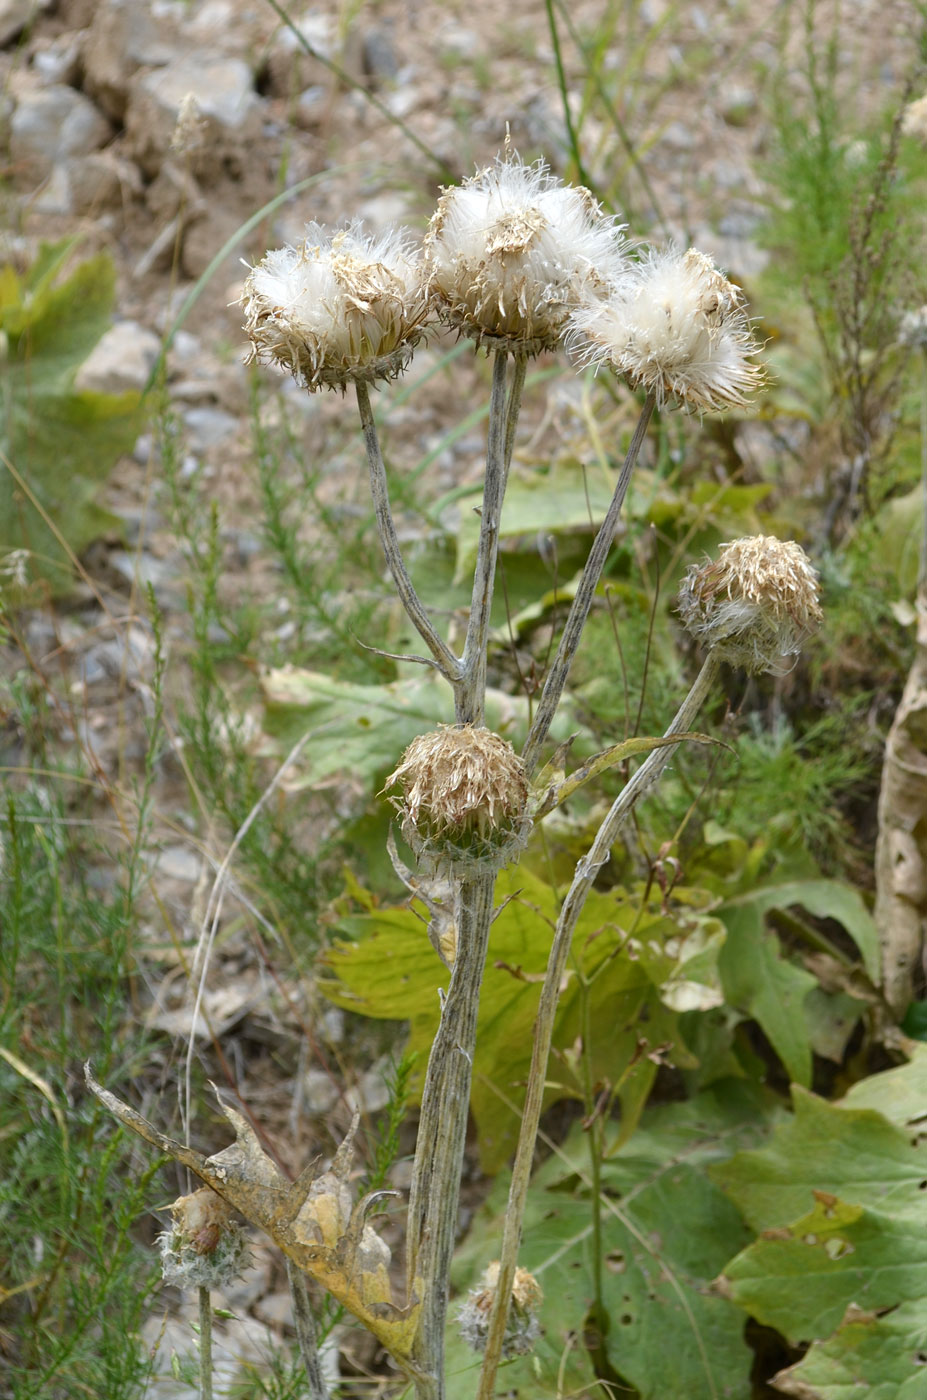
0,242,143,590
260,668,592,793
715,1072,927,1349
454,460,618,582
321,867,726,1171
722,1195,927,1345
713,1085,927,1231
716,878,879,1086
773,1297,927,1399
450,1084,769,1399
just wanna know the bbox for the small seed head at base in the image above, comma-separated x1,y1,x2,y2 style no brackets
239,221,428,391
158,1188,251,1290
569,246,764,412
424,154,627,355
902,93,927,145
678,535,823,674
899,305,927,350
456,1262,543,1358
385,724,530,874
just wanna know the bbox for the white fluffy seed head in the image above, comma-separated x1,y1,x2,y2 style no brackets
158,1189,251,1290
456,1263,543,1358
899,305,927,350
424,155,628,355
569,246,765,412
385,724,530,875
678,535,823,674
239,221,428,391
902,94,927,145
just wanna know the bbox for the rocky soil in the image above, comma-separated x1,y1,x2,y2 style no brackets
1,0,921,1392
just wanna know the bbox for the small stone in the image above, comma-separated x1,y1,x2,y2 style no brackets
83,0,178,120
125,53,262,179
303,1069,339,1115
32,32,82,85
75,321,162,396
154,844,202,883
0,0,43,48
33,163,72,215
720,86,758,127
69,151,142,216
10,80,111,180
182,406,239,451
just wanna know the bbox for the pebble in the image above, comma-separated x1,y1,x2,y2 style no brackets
74,320,162,396
182,405,239,451
125,52,263,178
10,80,111,180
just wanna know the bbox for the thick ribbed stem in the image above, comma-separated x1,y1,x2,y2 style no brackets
356,379,461,682
476,652,720,1400
407,870,498,1398
521,391,656,776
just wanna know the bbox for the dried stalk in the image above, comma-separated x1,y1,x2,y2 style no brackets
355,379,461,683
521,390,657,776
286,1257,331,1400
477,652,721,1399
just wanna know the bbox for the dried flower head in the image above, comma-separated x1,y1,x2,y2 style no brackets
424,155,626,355
678,535,822,674
386,724,530,874
899,305,927,351
158,1188,251,1289
170,92,207,158
569,247,764,412
902,94,927,145
457,1262,543,1358
240,221,428,391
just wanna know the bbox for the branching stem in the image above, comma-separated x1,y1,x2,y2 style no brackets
355,379,461,682
476,651,721,1400
522,390,656,776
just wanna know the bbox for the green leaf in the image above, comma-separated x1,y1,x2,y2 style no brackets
712,1085,927,1231
532,730,717,819
322,867,723,1171
718,916,817,1086
722,1195,927,1346
838,1043,927,1130
260,669,592,793
716,878,879,1085
454,460,619,582
772,1297,927,1399
716,1084,927,1347
0,243,143,590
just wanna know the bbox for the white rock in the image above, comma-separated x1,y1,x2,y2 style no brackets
10,81,111,180
125,52,262,177
74,321,162,396
83,0,177,120
32,162,72,215
69,150,142,216
32,32,83,85
0,0,43,48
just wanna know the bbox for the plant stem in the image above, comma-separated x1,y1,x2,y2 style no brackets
286,1257,331,1400
407,871,498,1399
355,379,461,682
521,390,656,776
476,651,720,1400
198,1287,213,1400
459,351,513,724
919,346,927,596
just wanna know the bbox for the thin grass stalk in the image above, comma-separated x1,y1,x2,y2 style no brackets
355,379,461,681
476,651,720,1400
198,1286,213,1400
285,1257,331,1400
522,389,656,776
459,351,512,724
407,870,498,1398
919,346,927,595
